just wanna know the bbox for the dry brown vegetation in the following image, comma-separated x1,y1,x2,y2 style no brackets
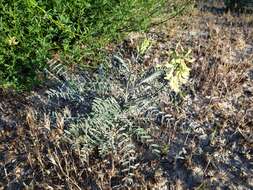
1,1,253,189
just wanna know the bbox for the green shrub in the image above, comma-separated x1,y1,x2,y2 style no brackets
0,0,166,90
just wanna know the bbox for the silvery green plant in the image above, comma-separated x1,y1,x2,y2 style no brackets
45,45,181,186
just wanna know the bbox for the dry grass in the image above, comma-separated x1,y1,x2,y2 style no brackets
147,3,253,188
1,108,169,189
